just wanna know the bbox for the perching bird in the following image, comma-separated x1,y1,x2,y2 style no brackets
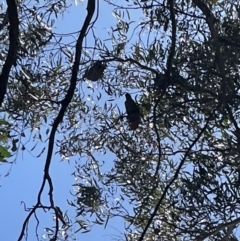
125,93,141,130
84,61,106,81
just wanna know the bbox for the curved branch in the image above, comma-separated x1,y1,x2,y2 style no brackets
0,0,19,106
139,2,177,240
192,0,227,106
138,111,214,241
195,217,240,241
17,1,96,240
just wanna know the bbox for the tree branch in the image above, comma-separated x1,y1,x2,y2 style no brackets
138,111,214,241
0,0,19,106
17,1,96,240
195,217,240,241
192,0,227,106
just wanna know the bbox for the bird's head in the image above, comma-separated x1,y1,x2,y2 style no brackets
125,93,131,99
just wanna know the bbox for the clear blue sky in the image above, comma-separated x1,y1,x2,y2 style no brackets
0,1,139,240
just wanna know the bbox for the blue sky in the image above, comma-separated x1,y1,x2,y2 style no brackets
0,1,135,240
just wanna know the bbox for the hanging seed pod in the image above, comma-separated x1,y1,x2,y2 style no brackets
84,61,106,81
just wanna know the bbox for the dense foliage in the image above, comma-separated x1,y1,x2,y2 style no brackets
1,0,240,240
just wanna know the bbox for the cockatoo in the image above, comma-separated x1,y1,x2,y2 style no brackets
125,93,141,130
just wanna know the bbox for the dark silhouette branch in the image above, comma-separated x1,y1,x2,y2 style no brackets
154,0,177,176
192,0,227,106
138,112,213,241
0,0,19,106
195,217,240,241
17,1,96,240
138,1,178,240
